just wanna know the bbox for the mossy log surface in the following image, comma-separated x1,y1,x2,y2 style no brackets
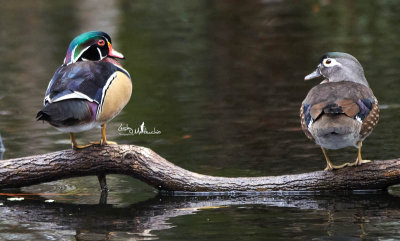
0,145,399,192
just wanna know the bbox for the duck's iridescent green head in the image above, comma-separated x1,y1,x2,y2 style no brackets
64,31,124,64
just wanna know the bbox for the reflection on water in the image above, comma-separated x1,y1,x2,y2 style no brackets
1,0,400,240
1,193,400,240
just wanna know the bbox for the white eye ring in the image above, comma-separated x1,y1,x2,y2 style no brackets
322,58,341,67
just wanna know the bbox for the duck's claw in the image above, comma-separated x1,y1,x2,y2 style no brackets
324,162,351,171
72,143,94,149
348,141,372,167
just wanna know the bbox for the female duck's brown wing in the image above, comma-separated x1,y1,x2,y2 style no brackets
359,96,379,139
300,105,314,141
300,81,379,140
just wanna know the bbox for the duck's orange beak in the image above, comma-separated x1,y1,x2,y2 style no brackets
108,42,125,59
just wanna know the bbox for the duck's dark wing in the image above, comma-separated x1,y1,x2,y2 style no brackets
44,61,130,105
300,81,379,139
38,61,131,128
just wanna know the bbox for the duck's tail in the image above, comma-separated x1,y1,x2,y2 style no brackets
36,100,97,127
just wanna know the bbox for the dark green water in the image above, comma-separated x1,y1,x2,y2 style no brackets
1,0,400,240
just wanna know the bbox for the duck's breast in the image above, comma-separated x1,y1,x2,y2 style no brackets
96,71,132,123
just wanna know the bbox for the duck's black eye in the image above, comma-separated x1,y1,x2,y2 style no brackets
98,39,105,46
325,59,331,64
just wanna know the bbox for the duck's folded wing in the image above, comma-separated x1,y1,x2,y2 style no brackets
300,82,379,138
43,61,129,105
359,97,379,139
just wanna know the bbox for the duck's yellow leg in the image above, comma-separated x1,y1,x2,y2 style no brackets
348,141,371,166
70,133,94,149
100,123,117,145
90,124,118,145
322,147,349,171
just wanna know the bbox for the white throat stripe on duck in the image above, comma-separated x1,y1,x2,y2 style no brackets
96,72,117,119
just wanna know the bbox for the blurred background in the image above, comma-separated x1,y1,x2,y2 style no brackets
1,0,400,240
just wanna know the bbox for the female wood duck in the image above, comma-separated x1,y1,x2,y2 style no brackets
37,31,132,149
300,52,379,171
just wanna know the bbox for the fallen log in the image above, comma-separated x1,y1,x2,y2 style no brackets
0,144,399,191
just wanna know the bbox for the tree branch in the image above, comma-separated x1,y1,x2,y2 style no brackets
0,144,399,191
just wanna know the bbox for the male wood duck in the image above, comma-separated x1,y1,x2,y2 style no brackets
300,52,379,171
37,31,132,149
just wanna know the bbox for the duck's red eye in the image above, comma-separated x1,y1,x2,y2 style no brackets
98,39,105,46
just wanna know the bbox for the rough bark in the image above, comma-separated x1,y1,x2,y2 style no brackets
0,144,399,192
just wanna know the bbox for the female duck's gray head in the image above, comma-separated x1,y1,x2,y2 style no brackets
304,52,369,87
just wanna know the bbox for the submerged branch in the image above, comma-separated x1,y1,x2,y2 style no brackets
0,145,399,191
